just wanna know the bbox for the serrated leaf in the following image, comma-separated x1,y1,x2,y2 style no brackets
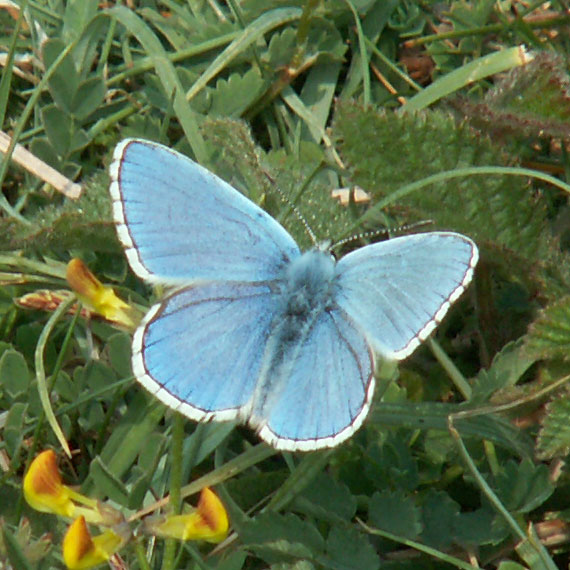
320,525,380,570
420,490,460,549
209,69,266,118
332,100,550,261
240,512,324,565
0,171,117,253
456,52,570,140
262,28,297,69
368,489,422,539
454,508,504,547
295,473,356,520
524,296,570,360
471,339,538,402
494,459,554,514
202,117,355,249
365,435,420,492
536,392,570,459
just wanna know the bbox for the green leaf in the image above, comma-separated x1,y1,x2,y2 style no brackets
332,100,550,262
96,394,165,480
89,456,129,505
368,489,422,539
295,473,357,521
28,136,62,170
42,38,79,114
62,0,99,44
209,69,266,118
0,349,31,399
497,562,528,570
71,75,106,120
1,526,34,570
42,104,72,156
240,512,325,565
536,392,570,459
494,459,554,514
320,525,380,570
524,296,570,360
107,332,133,378
456,52,570,141
4,402,27,459
420,490,460,549
214,551,248,570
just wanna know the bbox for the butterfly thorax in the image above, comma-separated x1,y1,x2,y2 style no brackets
283,249,335,318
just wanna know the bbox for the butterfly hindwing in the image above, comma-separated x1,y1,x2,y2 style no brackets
254,308,375,451
133,281,281,421
110,139,300,284
334,232,478,360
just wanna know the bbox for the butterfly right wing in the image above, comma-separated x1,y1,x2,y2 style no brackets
110,139,300,285
133,281,282,420
334,232,478,360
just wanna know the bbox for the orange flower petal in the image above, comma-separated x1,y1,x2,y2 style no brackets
23,450,74,517
63,516,125,570
145,488,229,543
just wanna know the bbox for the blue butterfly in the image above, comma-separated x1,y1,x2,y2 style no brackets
110,139,478,452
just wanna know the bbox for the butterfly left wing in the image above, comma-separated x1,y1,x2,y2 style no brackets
110,139,300,285
253,308,375,451
334,231,478,360
133,281,282,420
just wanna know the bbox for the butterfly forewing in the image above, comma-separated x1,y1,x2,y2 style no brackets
110,139,300,285
334,232,478,360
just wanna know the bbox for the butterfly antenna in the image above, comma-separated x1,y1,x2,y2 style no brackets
332,219,434,252
262,170,318,247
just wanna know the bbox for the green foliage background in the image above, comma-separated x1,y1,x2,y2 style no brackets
2,1,570,569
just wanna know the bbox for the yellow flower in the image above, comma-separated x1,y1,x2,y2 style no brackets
63,516,125,570
23,450,100,523
23,450,74,517
66,258,141,331
145,487,229,543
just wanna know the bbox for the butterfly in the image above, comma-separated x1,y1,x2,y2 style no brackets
109,139,479,452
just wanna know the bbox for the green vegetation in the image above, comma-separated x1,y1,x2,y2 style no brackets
2,1,570,568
